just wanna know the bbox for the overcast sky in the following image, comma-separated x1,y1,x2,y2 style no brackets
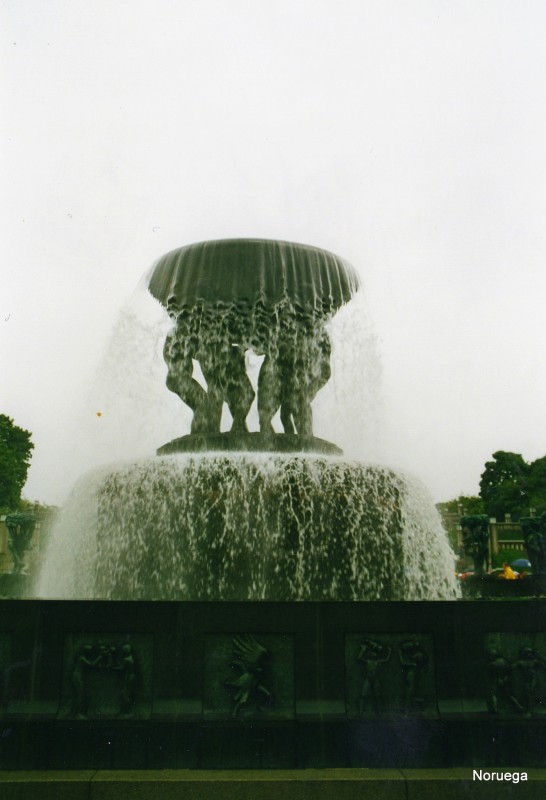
3,0,546,506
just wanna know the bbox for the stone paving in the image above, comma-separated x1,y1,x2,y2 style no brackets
2,769,546,800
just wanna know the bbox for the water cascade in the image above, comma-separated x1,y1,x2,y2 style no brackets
37,239,458,601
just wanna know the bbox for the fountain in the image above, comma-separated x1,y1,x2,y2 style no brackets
36,239,458,601
3,240,545,780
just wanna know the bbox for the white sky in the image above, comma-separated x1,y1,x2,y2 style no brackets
2,0,546,506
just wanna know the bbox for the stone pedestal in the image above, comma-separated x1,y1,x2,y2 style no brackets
1,600,545,771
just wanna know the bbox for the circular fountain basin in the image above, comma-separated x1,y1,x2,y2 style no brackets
37,453,459,602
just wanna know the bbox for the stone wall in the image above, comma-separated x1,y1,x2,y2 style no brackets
0,600,545,770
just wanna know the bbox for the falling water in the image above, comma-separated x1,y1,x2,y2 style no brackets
36,239,459,601
37,453,458,600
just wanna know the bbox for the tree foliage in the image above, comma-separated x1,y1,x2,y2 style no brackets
479,450,546,521
438,495,485,516
0,415,34,512
526,456,546,514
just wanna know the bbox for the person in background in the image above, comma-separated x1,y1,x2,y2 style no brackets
501,562,517,580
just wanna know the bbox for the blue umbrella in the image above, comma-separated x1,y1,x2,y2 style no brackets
511,558,531,570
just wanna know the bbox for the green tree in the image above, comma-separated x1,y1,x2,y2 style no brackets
0,415,34,512
439,495,485,516
525,455,546,516
479,451,528,521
